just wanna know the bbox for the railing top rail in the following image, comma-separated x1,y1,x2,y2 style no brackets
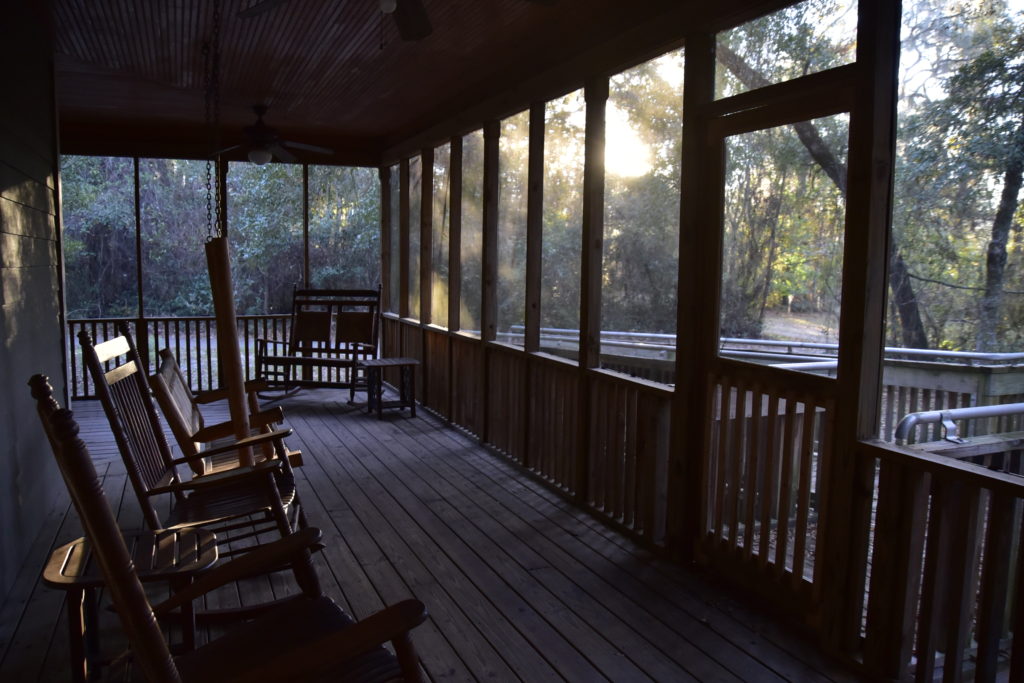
863,438,1024,497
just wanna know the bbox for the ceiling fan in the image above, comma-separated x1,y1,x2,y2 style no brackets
215,104,333,165
239,0,432,42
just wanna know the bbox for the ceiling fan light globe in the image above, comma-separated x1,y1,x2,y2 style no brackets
248,148,273,165
380,0,397,14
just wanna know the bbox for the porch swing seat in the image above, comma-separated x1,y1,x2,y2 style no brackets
256,286,381,393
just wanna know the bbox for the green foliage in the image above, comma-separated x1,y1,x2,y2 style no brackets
602,50,684,336
62,156,380,319
61,155,137,318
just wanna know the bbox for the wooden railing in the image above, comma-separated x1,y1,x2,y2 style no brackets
68,315,291,399
382,315,674,549
860,436,1024,681
587,372,671,545
701,361,834,611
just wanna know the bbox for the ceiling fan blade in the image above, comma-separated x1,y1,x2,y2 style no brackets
269,143,297,163
238,0,291,19
393,0,432,41
282,140,334,155
211,144,242,157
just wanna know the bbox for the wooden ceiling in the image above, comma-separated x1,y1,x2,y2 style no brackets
51,0,763,166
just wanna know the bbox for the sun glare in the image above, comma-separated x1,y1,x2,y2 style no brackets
605,103,652,178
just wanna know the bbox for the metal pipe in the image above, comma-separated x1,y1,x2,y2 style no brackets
894,402,1024,444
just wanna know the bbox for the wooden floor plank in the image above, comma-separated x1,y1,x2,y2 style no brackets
1,391,867,683
288,407,486,682
330,405,707,682
305,405,637,682
393,401,860,683
379,412,763,682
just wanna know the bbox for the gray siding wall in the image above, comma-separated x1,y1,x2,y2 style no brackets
0,0,65,600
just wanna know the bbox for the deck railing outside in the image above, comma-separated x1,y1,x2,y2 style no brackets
860,432,1024,680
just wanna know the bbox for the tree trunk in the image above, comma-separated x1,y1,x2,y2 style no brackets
717,41,929,347
888,249,929,348
977,121,1024,352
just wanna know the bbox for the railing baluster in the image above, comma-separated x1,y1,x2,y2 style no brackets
792,399,816,587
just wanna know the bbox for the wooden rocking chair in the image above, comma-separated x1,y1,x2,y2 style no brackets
149,348,302,477
32,382,428,683
78,323,305,546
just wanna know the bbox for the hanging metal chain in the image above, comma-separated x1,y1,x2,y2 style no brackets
203,0,223,241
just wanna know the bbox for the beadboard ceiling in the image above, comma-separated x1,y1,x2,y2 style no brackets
50,0,761,165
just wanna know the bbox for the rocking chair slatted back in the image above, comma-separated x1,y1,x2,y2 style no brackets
79,324,181,529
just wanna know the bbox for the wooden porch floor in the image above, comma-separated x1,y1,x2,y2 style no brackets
0,388,864,682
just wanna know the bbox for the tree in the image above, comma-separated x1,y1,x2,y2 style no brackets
940,21,1024,350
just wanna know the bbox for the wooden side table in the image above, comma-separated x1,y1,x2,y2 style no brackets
354,357,420,419
43,527,218,682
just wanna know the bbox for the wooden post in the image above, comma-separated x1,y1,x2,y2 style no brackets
399,158,411,320
481,120,500,444
380,165,393,312
481,121,500,344
420,147,434,404
448,136,464,422
302,164,310,287
824,0,902,653
576,78,609,504
669,31,716,562
420,147,434,326
448,136,463,333
205,236,253,466
525,101,545,354
522,102,545,472
133,157,149,371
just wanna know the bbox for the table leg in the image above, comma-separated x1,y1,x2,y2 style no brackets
407,366,416,418
374,367,384,420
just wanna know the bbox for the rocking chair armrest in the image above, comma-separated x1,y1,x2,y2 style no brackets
199,428,293,458
231,599,429,683
153,527,323,616
251,406,285,428
149,460,282,495
194,380,269,404
191,421,236,443
187,407,285,444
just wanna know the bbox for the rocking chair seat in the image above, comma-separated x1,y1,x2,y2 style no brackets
166,464,298,530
